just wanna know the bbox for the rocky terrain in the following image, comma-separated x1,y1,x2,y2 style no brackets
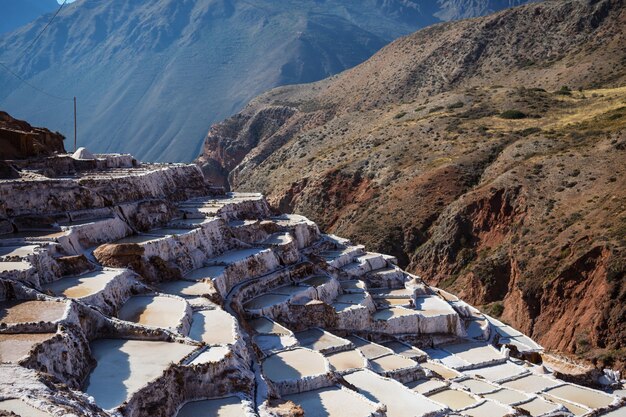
0,111,65,161
196,0,626,371
0,0,533,162
0,142,624,417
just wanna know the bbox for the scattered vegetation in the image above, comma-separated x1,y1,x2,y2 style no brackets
500,109,527,119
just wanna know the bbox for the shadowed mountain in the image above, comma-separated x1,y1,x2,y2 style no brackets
0,0,59,34
0,0,532,162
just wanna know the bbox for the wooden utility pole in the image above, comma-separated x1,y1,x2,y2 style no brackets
73,96,77,152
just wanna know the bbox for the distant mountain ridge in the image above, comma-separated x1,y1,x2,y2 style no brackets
0,0,533,162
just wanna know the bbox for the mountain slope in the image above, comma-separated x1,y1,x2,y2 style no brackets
0,0,531,162
0,0,59,34
196,0,626,369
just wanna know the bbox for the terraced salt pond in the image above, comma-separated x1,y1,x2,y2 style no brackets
373,306,417,321
0,333,56,362
177,396,246,417
405,379,449,395
545,384,615,409
326,350,365,372
294,328,350,352
285,387,377,417
248,317,291,335
414,295,456,316
458,378,498,394
188,346,230,364
542,393,589,415
118,295,186,330
206,247,267,265
43,269,122,299
185,265,226,281
302,275,332,287
348,336,393,359
464,361,527,382
0,261,31,272
442,341,504,365
0,399,51,417
0,300,66,324
189,309,236,345
261,232,292,246
158,280,214,297
369,354,417,373
501,374,560,393
262,348,327,382
344,370,444,417
517,397,561,416
420,361,462,379
116,229,194,245
382,341,426,360
0,245,38,258
85,339,196,410
463,400,511,417
427,388,478,410
244,293,290,310
481,388,528,404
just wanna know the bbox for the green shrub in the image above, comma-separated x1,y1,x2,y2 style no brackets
500,110,527,119
555,85,572,96
428,106,444,114
394,111,407,119
447,101,464,110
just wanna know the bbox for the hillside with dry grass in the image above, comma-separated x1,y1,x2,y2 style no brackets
196,0,626,370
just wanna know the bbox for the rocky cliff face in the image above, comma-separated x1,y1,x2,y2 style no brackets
196,0,626,369
0,111,65,160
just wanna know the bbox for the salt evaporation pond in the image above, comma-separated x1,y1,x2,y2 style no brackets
0,261,31,272
326,350,365,372
382,341,425,360
348,336,392,359
44,269,120,299
0,333,56,362
501,374,560,393
405,379,448,395
188,346,230,365
420,361,461,380
0,399,51,417
541,393,589,415
295,328,350,351
458,378,497,394
344,370,444,417
463,400,511,417
118,295,186,330
0,300,65,324
285,387,377,417
370,354,417,373
0,245,38,258
189,309,235,345
482,388,528,404
373,307,417,321
303,275,332,287
176,396,245,417
427,388,478,410
248,317,291,335
158,280,214,298
545,384,615,409
517,397,561,416
262,348,327,382
85,339,195,410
